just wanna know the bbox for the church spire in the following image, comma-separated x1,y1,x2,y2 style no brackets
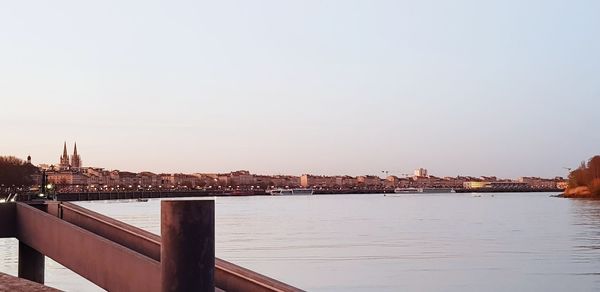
59,142,71,170
71,142,82,169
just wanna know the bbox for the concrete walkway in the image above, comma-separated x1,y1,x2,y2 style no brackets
0,273,59,292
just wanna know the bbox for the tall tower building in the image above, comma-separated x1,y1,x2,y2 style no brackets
59,142,70,170
414,168,428,178
71,142,82,169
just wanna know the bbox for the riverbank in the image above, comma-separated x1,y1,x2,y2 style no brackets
9,187,566,202
560,186,598,198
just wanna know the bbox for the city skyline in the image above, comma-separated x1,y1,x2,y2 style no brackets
32,143,566,193
22,142,568,180
2,1,599,178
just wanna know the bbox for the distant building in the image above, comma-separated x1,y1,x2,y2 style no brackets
300,175,337,188
464,181,528,189
463,181,488,189
139,172,161,187
229,170,256,186
441,176,468,188
414,168,428,177
356,175,382,187
270,175,300,188
47,142,87,189
385,175,399,188
71,143,82,169
300,175,309,187
217,174,230,186
59,142,70,170
47,171,87,185
335,176,357,188
518,177,558,189
58,142,82,170
556,181,568,190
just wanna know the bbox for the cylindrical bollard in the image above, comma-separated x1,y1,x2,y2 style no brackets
161,200,215,292
18,242,45,284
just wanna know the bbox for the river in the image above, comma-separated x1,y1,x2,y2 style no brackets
2,192,600,291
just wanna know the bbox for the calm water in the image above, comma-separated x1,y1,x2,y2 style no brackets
2,193,600,291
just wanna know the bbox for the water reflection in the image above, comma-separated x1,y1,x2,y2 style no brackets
0,238,18,275
570,199,600,275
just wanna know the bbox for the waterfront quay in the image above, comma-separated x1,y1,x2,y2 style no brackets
12,189,393,202
7,186,564,202
0,272,59,291
0,199,303,291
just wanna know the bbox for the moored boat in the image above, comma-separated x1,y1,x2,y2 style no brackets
292,188,314,195
393,188,455,194
267,188,293,195
268,188,314,195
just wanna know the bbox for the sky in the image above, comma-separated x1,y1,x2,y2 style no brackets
1,0,599,178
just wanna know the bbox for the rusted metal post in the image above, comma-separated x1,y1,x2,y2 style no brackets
18,242,45,284
161,200,214,292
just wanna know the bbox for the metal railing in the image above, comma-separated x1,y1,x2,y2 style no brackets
56,201,302,291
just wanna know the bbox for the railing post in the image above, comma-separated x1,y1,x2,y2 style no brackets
161,200,214,292
18,242,45,284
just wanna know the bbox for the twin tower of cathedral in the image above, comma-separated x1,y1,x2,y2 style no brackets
59,142,82,170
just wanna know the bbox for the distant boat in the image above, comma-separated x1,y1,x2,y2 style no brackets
136,198,148,202
292,188,314,195
393,187,421,194
393,188,455,194
268,188,293,195
268,188,314,195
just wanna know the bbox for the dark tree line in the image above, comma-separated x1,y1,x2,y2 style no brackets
0,156,39,186
568,155,600,196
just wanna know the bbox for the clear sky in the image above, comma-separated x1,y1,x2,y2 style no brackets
1,1,599,178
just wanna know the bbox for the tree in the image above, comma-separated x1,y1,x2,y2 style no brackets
568,161,587,188
0,156,39,186
567,156,600,196
587,156,600,195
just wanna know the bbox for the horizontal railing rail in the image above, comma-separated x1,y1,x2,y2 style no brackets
16,202,161,291
58,202,161,261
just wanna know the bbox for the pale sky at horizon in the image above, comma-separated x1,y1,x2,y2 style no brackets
1,1,599,179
